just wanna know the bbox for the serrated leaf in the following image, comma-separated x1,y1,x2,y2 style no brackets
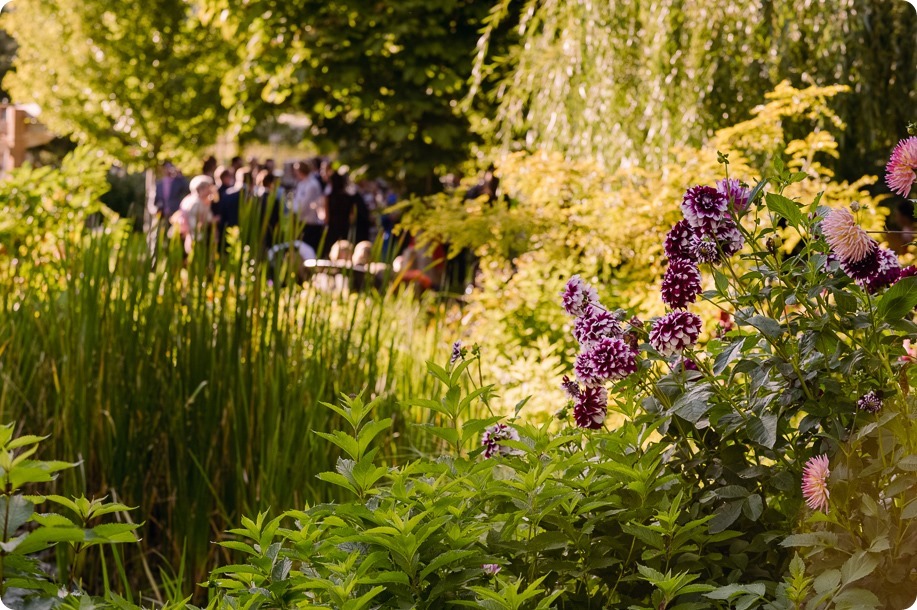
840,551,878,585
877,276,917,321
766,193,805,227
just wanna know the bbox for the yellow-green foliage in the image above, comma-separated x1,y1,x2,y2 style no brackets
403,83,886,419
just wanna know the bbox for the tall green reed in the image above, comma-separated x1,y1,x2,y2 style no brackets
0,219,449,595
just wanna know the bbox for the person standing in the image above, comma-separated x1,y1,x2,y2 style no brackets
176,175,218,252
290,160,325,252
325,171,361,255
212,167,241,244
155,161,189,219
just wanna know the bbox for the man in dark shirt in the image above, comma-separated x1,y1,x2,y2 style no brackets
212,167,241,245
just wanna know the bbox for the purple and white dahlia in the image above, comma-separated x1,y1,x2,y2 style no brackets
649,311,702,356
664,220,700,262
839,246,900,292
561,275,599,317
860,248,901,293
481,423,520,458
713,217,745,258
574,337,637,386
573,304,623,348
682,185,729,232
661,259,702,309
716,178,751,213
856,391,882,414
573,386,608,430
561,375,581,400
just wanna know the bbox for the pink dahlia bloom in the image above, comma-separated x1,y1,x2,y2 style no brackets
821,208,876,263
801,454,830,512
561,275,599,317
886,136,917,198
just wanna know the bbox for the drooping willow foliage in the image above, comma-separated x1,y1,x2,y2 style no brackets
474,0,917,179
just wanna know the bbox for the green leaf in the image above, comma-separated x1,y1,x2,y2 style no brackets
833,588,881,610
0,495,34,536
876,276,917,321
812,568,841,595
765,193,806,227
744,315,782,339
898,455,917,471
747,413,778,449
708,500,743,534
840,551,878,585
419,549,475,581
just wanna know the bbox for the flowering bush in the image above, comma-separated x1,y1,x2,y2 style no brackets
203,135,917,609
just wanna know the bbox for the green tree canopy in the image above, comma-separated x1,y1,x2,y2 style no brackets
2,0,230,169
475,0,917,178
201,0,492,193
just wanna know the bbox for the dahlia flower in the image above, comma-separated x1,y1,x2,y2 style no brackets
661,259,702,309
857,391,882,414
682,185,729,232
886,136,917,198
714,218,745,258
860,248,901,293
561,275,599,317
573,385,608,430
821,208,876,263
649,311,702,356
574,337,637,386
838,246,901,292
716,178,751,212
561,375,581,400
901,339,917,364
802,455,830,512
573,304,623,348
664,220,700,262
482,564,501,576
481,423,520,458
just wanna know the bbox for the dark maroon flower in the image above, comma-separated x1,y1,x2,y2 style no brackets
899,265,917,280
661,259,702,309
682,185,729,232
675,357,699,372
664,220,700,262
573,304,623,348
574,337,638,387
650,311,702,356
840,246,901,292
573,386,608,429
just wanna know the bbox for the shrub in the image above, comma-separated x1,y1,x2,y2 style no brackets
210,140,917,608
402,83,888,420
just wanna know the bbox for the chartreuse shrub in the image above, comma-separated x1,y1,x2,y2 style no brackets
208,140,917,609
0,423,141,608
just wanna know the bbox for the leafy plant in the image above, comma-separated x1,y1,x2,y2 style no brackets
0,423,139,607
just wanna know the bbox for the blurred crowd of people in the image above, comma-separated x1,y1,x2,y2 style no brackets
150,154,464,293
